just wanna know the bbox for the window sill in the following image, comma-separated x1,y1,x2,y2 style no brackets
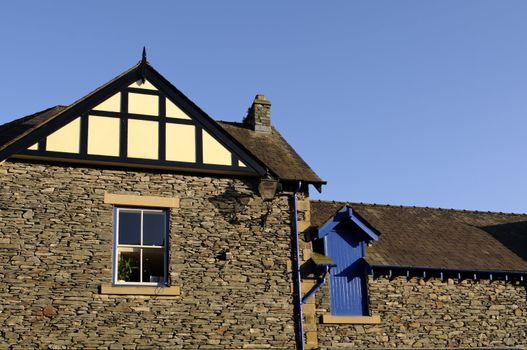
321,314,381,324
100,284,180,296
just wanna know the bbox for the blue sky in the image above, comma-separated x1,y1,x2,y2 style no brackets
2,1,527,213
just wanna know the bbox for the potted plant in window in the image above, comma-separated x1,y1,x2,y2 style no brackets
118,255,136,282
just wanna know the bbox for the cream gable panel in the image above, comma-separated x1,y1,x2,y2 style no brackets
202,130,232,166
88,116,120,156
27,143,38,151
93,92,121,112
166,99,191,120
166,124,195,162
128,93,159,116
46,117,81,153
238,160,247,168
128,119,158,159
129,79,157,90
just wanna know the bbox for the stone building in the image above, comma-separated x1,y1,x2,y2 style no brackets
301,201,527,349
0,55,525,349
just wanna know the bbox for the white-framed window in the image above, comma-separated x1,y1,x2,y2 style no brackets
113,207,168,286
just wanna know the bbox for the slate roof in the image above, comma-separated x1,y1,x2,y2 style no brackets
218,121,324,184
310,200,527,272
0,106,68,154
0,106,323,184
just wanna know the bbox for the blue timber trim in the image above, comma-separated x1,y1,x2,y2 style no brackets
326,228,370,316
313,206,379,316
316,206,379,241
292,183,304,350
301,265,332,305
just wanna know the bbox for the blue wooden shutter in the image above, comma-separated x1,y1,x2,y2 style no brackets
327,228,368,316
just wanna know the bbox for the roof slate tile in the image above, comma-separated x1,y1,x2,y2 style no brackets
310,200,527,272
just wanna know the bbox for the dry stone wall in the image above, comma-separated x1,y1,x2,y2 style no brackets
0,160,296,349
316,275,527,349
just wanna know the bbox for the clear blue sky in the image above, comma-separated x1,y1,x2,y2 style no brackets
2,1,527,213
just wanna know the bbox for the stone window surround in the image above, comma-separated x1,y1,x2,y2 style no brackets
321,314,381,324
104,193,180,208
101,192,181,296
100,284,180,296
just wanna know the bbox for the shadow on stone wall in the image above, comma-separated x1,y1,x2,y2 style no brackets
208,181,273,228
208,183,252,225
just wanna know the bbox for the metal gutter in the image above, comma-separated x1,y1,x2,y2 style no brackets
292,181,304,350
369,264,527,281
301,265,330,305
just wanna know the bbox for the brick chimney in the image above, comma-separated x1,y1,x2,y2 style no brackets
244,94,271,133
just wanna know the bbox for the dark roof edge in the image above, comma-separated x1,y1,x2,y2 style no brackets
143,64,267,177
310,199,527,216
0,61,267,178
269,127,326,185
218,121,326,186
0,62,142,162
0,105,64,131
369,264,527,276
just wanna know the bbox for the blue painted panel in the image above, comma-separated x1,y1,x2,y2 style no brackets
327,228,368,316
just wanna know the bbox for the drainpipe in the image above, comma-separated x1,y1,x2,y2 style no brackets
301,265,330,305
292,181,304,350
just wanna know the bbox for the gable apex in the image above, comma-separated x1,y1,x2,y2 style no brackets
1,60,269,177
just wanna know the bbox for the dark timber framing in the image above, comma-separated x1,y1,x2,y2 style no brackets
120,90,128,159
3,60,268,178
158,92,166,162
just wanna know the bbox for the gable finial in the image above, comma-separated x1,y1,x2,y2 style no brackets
140,46,147,83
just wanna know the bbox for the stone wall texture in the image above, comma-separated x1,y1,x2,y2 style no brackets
0,160,296,349
316,275,527,349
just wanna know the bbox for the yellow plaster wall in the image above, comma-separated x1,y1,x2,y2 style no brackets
127,119,158,159
46,117,81,153
202,130,232,166
166,99,191,120
93,92,121,112
166,124,195,163
87,116,120,156
129,79,157,90
128,93,159,116
27,143,38,151
238,160,246,168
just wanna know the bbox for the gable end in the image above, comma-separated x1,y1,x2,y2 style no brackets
4,62,267,177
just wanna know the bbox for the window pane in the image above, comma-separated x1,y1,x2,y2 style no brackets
119,210,141,245
143,211,166,246
143,248,165,283
117,249,140,282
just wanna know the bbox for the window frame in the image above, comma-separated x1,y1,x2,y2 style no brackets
112,206,169,287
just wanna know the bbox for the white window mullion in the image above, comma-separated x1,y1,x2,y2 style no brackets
140,248,143,283
140,210,144,246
